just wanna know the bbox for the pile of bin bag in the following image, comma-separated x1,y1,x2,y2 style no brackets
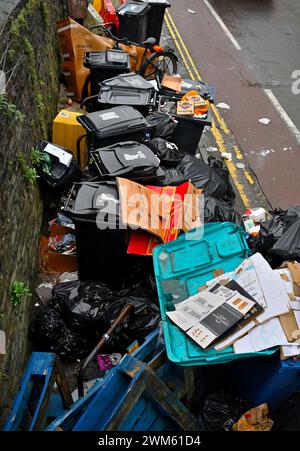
31,280,160,358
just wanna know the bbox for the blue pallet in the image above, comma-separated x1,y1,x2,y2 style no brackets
46,329,199,431
153,223,276,366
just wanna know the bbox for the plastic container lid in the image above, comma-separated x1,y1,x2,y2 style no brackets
66,182,120,224
91,141,160,177
118,1,150,15
84,50,130,70
98,74,155,107
102,73,155,90
140,0,170,6
153,222,276,366
77,106,152,139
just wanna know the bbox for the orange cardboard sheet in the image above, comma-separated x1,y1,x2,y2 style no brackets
126,181,203,256
161,75,182,93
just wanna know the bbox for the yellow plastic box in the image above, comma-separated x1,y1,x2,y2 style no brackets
52,110,87,169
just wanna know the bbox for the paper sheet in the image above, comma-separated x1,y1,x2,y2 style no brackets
234,258,267,308
234,318,292,354
276,268,300,310
250,253,290,323
214,321,256,351
281,345,300,358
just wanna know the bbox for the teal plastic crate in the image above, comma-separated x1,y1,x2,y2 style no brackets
153,222,277,366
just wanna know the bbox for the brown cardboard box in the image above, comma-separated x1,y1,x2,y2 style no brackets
286,261,300,297
279,310,300,342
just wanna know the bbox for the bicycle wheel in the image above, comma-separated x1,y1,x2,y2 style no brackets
140,51,178,81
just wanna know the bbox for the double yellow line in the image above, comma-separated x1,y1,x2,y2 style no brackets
165,10,253,209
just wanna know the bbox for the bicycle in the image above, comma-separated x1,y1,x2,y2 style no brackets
81,23,178,102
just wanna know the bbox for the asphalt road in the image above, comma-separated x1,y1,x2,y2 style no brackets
168,0,300,209
209,0,300,130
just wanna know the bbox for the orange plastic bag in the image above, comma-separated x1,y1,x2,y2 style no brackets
57,17,139,100
181,90,210,115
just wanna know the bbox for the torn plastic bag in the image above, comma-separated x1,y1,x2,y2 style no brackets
30,306,94,357
204,196,244,227
202,393,250,431
146,111,178,140
147,138,183,167
160,155,233,203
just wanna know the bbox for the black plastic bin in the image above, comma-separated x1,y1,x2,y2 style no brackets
64,181,127,288
90,141,163,182
117,1,150,43
136,0,170,43
158,95,212,155
83,50,130,96
98,73,157,116
77,106,152,161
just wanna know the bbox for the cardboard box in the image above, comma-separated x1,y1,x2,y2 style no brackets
176,100,194,116
279,310,300,342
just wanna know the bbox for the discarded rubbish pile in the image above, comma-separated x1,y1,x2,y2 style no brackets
4,0,300,433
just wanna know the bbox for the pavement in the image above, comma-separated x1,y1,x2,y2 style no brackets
163,0,300,211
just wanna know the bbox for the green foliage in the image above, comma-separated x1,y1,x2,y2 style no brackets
17,152,39,185
0,94,25,122
0,371,9,382
30,147,44,165
35,92,45,112
10,281,32,308
41,2,50,30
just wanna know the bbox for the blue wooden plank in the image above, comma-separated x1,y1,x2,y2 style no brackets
73,367,137,431
132,400,162,431
46,394,66,420
118,396,149,431
4,353,56,431
46,384,100,430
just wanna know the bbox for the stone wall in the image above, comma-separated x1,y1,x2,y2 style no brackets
0,0,67,425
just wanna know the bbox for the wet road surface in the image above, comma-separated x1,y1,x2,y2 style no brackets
167,0,300,209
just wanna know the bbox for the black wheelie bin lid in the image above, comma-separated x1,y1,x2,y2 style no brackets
77,106,152,140
117,1,150,17
83,50,130,71
91,141,164,181
64,181,120,225
98,73,156,107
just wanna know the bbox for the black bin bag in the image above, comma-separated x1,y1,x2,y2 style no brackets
51,281,120,336
256,206,300,263
160,155,235,204
147,137,183,167
30,306,94,357
204,195,244,227
146,111,178,140
31,281,160,358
